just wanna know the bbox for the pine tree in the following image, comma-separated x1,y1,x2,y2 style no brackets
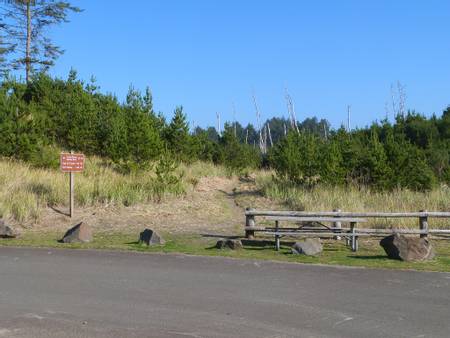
218,123,260,173
270,131,321,186
0,78,42,160
164,106,191,161
1,0,82,82
363,131,393,190
398,146,437,191
320,140,345,185
0,22,12,77
123,86,162,167
95,94,128,161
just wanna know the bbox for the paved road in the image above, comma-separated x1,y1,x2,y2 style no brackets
0,247,449,338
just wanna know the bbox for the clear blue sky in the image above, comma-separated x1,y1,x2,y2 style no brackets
48,0,450,129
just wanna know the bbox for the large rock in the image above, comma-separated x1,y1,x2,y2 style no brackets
0,219,18,238
216,239,243,250
139,229,165,246
60,222,93,243
292,238,323,256
380,234,435,262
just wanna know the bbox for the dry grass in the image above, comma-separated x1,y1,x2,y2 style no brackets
0,158,218,223
1,158,449,231
256,173,450,229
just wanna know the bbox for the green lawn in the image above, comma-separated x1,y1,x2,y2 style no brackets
1,231,450,272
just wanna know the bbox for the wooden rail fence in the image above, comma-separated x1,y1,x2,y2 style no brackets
244,208,450,251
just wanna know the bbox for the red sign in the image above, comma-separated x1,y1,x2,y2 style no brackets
60,153,85,172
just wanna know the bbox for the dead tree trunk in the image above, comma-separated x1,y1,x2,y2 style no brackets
25,0,32,83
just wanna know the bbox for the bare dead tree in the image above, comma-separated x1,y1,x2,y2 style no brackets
397,81,406,118
390,83,397,118
384,101,390,121
388,81,407,119
263,125,268,152
284,88,299,133
252,93,266,154
1,0,82,83
232,101,237,137
216,112,221,136
267,122,273,147
347,105,351,132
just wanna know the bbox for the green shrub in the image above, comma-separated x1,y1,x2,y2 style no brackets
152,152,185,202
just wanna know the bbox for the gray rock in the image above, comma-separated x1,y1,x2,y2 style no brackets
139,229,165,246
380,234,435,262
216,239,243,250
292,238,323,256
61,222,93,243
0,219,18,238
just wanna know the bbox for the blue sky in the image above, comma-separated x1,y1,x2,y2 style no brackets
47,0,450,129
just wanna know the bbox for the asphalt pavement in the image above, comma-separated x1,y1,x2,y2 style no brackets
0,247,449,337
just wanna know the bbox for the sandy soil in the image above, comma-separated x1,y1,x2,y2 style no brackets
26,176,250,235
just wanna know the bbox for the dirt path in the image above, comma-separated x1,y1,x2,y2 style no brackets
27,176,247,236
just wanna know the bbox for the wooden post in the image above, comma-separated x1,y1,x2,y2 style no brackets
350,222,358,252
333,208,342,240
69,171,74,218
275,220,280,251
419,209,428,239
245,208,255,239
69,150,75,218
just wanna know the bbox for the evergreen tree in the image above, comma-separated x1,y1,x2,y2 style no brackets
398,145,437,191
1,0,82,82
0,70,447,190
0,78,41,160
191,129,217,162
244,123,258,145
0,22,13,77
96,94,128,161
164,106,191,162
270,131,321,187
319,140,345,185
217,123,260,173
123,86,162,167
361,131,393,189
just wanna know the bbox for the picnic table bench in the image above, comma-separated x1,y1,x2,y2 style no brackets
244,209,450,252
245,214,367,251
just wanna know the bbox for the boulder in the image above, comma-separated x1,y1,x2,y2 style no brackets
216,239,243,250
139,229,165,246
291,238,323,256
60,222,93,243
0,219,18,238
380,234,435,262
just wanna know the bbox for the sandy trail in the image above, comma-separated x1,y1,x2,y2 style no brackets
26,176,246,235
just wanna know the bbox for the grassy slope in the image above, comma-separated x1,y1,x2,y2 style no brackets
0,158,449,272
0,158,226,223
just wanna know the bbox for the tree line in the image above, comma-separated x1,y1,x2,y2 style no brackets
0,72,449,191
0,1,448,192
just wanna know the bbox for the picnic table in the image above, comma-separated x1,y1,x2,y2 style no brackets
245,214,367,251
244,209,450,252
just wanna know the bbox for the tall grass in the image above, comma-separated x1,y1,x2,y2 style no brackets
0,157,193,222
0,158,233,223
257,174,450,229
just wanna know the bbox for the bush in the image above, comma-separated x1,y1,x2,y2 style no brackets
152,151,184,201
215,124,261,175
269,131,321,187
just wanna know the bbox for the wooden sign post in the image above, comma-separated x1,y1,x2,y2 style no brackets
60,152,85,218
